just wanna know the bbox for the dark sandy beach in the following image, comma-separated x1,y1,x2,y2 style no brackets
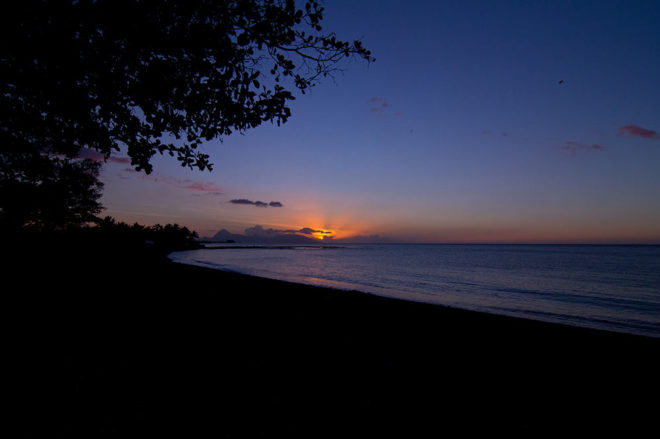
7,239,659,437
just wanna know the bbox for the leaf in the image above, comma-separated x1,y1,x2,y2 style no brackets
237,33,249,46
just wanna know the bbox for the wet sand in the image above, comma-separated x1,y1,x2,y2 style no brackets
7,242,659,437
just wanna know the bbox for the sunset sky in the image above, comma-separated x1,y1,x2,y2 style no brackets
99,0,660,243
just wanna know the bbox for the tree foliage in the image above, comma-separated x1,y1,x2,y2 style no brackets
1,0,374,174
1,0,372,230
0,155,103,230
94,217,201,251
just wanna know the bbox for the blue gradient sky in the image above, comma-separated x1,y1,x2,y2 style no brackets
100,0,660,243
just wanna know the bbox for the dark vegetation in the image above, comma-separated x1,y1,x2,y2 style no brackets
0,157,104,231
91,217,201,252
2,0,373,233
2,0,373,170
3,217,201,277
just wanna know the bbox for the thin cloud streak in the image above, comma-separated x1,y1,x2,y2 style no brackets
182,182,224,193
618,125,659,140
561,141,605,152
229,198,284,208
290,227,332,235
120,168,223,194
368,96,397,115
79,148,131,164
244,225,330,240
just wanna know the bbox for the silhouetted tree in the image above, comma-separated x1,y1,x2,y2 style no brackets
1,0,372,230
94,217,201,251
0,155,103,230
2,0,374,174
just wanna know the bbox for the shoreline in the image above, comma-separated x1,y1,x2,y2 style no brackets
171,250,660,340
9,244,660,436
170,260,658,342
196,244,350,249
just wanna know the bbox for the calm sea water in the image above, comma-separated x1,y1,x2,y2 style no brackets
170,244,660,337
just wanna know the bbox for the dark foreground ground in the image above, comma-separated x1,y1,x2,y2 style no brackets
6,236,659,437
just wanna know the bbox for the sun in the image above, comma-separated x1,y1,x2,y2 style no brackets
312,230,333,240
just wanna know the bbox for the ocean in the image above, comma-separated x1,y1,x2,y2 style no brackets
169,244,660,338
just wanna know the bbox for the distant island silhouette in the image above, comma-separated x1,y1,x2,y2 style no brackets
207,228,323,245
204,226,388,245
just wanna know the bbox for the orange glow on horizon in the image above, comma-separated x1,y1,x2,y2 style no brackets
312,231,331,240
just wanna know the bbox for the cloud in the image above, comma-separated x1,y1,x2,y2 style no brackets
230,199,284,208
244,225,284,237
207,225,336,244
245,225,332,238
120,168,223,195
207,225,391,244
618,125,659,140
107,156,130,164
181,182,224,193
296,227,332,235
368,96,391,114
154,176,222,194
79,148,131,164
561,141,605,152
230,199,257,205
